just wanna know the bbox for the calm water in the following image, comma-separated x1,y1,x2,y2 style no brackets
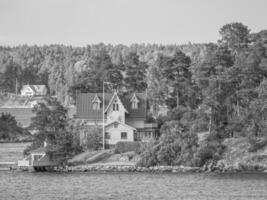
1,171,267,200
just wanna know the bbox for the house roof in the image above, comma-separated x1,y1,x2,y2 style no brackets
22,85,46,93
105,120,136,130
76,92,147,120
33,85,46,93
104,92,128,113
29,147,46,154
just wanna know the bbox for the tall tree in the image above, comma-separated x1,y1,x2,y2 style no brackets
25,98,81,156
160,51,192,109
219,22,250,54
124,52,148,92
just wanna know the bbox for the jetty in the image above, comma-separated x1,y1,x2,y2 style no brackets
0,162,16,170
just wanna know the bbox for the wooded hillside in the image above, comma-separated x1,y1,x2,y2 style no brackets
0,42,206,104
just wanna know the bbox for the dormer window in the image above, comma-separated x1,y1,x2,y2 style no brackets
113,100,119,111
130,93,139,109
132,101,138,109
92,102,100,110
92,95,101,110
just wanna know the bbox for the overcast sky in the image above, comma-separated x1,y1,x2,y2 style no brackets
0,0,267,46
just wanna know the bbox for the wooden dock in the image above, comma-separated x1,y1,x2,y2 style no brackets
0,162,16,171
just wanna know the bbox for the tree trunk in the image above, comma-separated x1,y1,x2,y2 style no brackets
176,89,179,108
209,107,212,134
236,100,240,116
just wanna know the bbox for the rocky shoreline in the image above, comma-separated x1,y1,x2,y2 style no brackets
54,162,267,173
202,160,267,173
56,165,202,173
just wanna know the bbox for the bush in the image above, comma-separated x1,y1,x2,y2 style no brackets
84,126,102,151
248,137,267,152
0,112,30,141
138,120,199,167
137,140,160,167
114,141,141,154
193,132,226,167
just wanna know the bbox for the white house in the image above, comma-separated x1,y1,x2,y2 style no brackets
75,92,159,147
21,85,47,96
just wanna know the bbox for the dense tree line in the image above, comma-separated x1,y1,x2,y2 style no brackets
140,22,267,167
0,42,205,103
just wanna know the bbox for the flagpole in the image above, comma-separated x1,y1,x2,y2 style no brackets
102,81,114,150
102,81,105,150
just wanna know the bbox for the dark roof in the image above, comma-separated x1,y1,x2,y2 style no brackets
28,85,37,93
76,92,147,120
29,145,60,154
29,147,46,153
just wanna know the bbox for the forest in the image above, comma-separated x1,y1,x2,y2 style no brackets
1,22,267,166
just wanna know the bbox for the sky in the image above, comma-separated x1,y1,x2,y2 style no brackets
0,0,267,46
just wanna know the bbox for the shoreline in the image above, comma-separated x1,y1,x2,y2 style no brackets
2,162,267,173
53,164,267,173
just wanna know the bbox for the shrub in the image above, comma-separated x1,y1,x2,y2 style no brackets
114,141,141,154
0,112,30,141
84,126,102,151
248,137,267,152
193,131,226,167
138,120,199,167
137,140,160,167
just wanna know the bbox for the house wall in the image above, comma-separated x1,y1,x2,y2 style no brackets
83,119,106,126
30,153,45,166
105,123,134,145
35,87,47,96
21,87,34,96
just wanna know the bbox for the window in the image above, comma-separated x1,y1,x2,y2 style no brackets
105,132,111,139
130,94,139,109
92,102,100,110
113,100,119,111
114,123,118,128
121,132,127,139
132,101,138,109
92,95,101,110
33,155,43,161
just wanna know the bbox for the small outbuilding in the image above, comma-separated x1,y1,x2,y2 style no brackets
18,143,64,171
21,85,47,96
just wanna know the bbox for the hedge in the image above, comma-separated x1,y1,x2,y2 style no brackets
115,141,141,154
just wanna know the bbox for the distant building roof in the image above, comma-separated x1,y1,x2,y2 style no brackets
76,92,147,120
21,85,47,94
28,85,37,93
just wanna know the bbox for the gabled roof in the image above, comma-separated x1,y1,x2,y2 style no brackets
92,94,101,103
76,92,147,120
104,92,128,113
22,85,36,93
22,85,46,93
130,93,140,103
105,120,136,130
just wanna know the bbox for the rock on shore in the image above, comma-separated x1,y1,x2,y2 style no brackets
56,165,201,173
